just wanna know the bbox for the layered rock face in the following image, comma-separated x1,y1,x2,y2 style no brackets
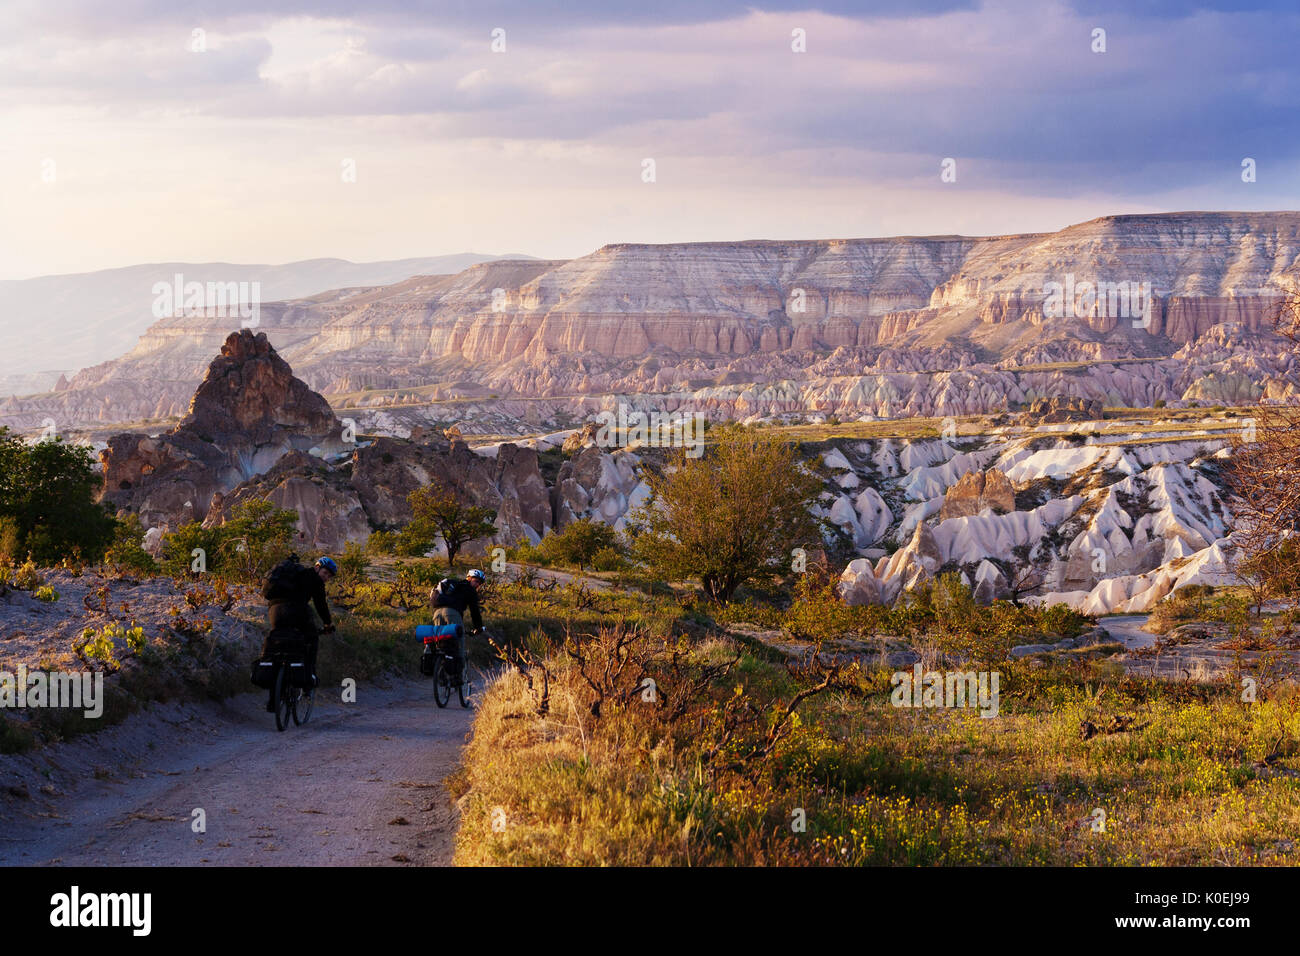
8,211,1300,432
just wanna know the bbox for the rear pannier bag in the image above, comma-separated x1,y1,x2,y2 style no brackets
250,659,277,688
251,628,311,688
416,623,460,676
416,623,462,644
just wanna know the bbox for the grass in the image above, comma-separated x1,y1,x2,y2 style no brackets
455,637,1300,864
449,579,1300,866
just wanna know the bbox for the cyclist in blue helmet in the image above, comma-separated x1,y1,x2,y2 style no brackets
261,553,337,711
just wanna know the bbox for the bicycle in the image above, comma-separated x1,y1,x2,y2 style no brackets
417,624,471,709
265,650,316,731
253,632,317,732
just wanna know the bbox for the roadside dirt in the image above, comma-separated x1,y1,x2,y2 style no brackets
0,676,474,866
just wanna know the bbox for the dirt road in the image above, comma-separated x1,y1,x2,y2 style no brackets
0,678,474,866
1099,615,1157,651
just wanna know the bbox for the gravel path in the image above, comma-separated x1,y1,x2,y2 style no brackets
0,677,474,866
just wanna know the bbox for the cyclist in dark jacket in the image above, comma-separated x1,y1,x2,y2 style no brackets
429,569,484,681
265,556,336,710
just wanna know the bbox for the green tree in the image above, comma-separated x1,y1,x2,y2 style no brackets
0,428,114,564
629,425,825,602
537,518,617,571
399,480,497,567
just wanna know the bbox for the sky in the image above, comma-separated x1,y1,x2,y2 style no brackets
0,0,1297,279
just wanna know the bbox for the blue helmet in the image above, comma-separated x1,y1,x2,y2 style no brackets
467,569,485,582
315,556,339,575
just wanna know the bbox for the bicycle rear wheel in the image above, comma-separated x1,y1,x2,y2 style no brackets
273,666,292,732
293,685,314,725
432,655,451,708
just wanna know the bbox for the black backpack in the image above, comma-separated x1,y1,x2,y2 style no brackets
433,578,457,606
262,556,305,601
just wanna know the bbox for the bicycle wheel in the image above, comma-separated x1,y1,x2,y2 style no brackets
458,663,470,708
273,666,292,732
432,655,451,708
293,684,314,725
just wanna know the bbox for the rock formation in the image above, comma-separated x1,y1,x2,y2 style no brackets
99,331,346,530
97,330,616,551
938,469,1016,521
9,211,1300,432
1020,397,1104,425
200,451,371,553
91,325,1244,615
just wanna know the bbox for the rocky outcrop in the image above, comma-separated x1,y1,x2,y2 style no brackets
349,435,456,529
95,332,543,549
201,452,371,552
552,445,647,532
1020,396,1104,425
345,436,552,544
99,331,346,530
181,328,342,464
561,422,600,454
939,469,1016,521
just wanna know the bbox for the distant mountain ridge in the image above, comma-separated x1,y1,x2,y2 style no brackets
0,252,535,394
6,211,1300,431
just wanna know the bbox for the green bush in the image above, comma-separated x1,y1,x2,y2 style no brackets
103,513,159,575
367,529,400,555
591,546,627,572
157,499,299,584
769,570,1091,664
338,541,368,581
0,554,45,591
159,522,224,578
535,519,618,571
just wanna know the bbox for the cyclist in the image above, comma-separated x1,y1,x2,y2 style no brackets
429,568,484,683
263,555,337,711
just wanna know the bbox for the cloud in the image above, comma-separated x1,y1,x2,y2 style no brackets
2,0,1299,278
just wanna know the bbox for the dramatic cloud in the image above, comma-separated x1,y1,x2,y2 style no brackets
1,0,1296,278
